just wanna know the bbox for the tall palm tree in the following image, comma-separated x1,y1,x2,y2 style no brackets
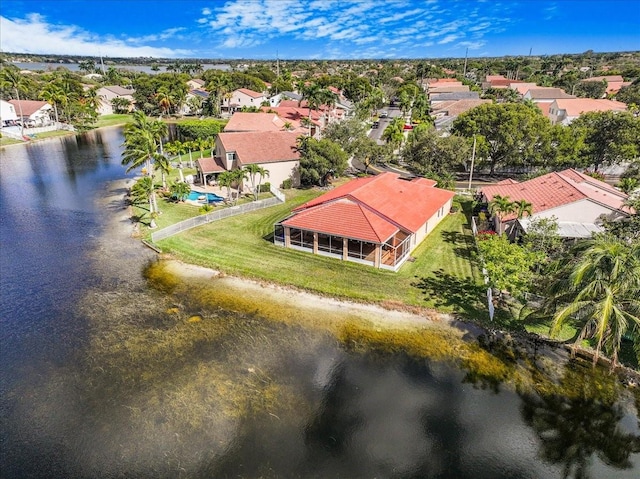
488,194,515,234
122,111,167,212
169,181,191,202
513,199,533,219
217,171,234,201
243,164,269,200
232,168,249,204
544,235,640,367
39,83,64,126
130,176,160,227
0,66,27,136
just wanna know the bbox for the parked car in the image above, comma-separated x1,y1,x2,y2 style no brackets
372,121,379,129
379,111,388,118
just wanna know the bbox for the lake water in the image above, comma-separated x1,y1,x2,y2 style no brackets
1,128,639,478
11,62,231,75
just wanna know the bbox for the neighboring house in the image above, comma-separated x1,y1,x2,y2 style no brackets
216,130,301,189
548,98,628,125
182,89,209,115
8,100,53,126
431,99,492,130
481,75,526,90
274,172,455,271
429,91,480,104
0,99,18,126
511,82,540,96
186,78,206,91
581,75,632,96
223,88,268,111
480,169,630,239
96,85,135,115
223,112,287,132
429,85,470,95
522,88,575,103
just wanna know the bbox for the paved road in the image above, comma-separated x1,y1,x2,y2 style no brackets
369,106,403,144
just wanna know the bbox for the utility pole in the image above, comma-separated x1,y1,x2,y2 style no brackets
463,47,468,77
468,135,476,191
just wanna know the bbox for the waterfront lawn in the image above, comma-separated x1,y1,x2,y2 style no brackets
156,192,486,316
93,114,134,128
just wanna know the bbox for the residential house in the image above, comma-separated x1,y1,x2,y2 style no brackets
96,85,135,115
548,98,628,125
431,99,492,130
223,88,268,111
481,75,526,90
522,88,575,103
186,78,206,91
581,75,632,96
429,91,480,105
223,112,289,132
213,130,301,189
8,100,53,126
479,169,630,239
0,99,18,126
182,89,209,115
274,172,455,271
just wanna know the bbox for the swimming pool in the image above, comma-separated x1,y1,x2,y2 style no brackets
187,191,224,203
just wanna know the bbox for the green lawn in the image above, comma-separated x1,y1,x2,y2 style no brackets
93,114,134,128
155,192,487,317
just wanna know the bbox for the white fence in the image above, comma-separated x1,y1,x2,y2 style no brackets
151,195,284,242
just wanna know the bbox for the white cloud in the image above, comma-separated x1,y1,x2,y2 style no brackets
0,14,191,57
438,34,461,45
201,7,212,15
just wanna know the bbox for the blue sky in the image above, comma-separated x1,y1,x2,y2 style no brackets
1,0,638,60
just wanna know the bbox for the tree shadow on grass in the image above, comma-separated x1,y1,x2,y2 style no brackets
411,268,486,320
440,230,475,260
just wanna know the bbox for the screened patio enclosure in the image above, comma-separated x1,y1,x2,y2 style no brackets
274,224,412,271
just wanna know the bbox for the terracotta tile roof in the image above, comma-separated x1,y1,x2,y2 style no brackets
480,168,628,221
431,99,491,117
235,88,265,98
553,98,627,116
196,156,226,174
525,88,574,99
513,83,540,95
291,172,455,236
536,102,552,117
489,79,525,87
429,85,470,94
224,112,285,132
8,100,50,116
283,199,399,243
583,75,624,83
217,131,301,165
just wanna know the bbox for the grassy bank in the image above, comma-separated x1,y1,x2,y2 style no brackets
155,191,487,319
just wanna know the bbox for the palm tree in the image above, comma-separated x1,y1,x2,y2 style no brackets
544,235,640,367
217,171,234,201
488,194,515,234
39,83,64,126
153,152,172,189
243,164,269,200
513,199,533,219
232,168,249,204
169,181,191,202
0,66,27,136
130,177,161,227
121,111,167,212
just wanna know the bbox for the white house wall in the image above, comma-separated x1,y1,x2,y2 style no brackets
0,100,18,123
241,161,300,190
533,198,619,223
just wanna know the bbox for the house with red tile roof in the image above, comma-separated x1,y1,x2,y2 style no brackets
480,169,630,238
8,100,53,126
581,75,632,96
222,88,268,112
224,112,288,132
96,86,135,115
214,131,301,189
522,88,575,103
548,98,628,125
275,172,455,270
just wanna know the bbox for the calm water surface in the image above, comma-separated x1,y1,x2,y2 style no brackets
1,129,639,478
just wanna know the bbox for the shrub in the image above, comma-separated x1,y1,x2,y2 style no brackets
259,182,271,193
281,178,293,189
176,120,226,140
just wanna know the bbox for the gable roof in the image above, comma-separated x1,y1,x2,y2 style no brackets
429,91,480,102
196,156,226,174
217,131,300,165
8,100,51,116
524,88,574,99
290,172,455,238
431,99,491,117
100,85,135,96
552,98,628,116
224,112,285,132
234,88,266,98
480,168,628,221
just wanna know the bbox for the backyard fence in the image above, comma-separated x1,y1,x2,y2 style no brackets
151,195,283,242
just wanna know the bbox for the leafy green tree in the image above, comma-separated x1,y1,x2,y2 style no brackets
542,235,640,367
0,66,28,135
111,96,132,114
381,117,405,149
402,127,470,176
452,103,553,174
575,79,607,99
175,119,224,141
476,233,541,300
297,137,348,186
570,111,640,171
615,81,640,106
39,83,65,125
